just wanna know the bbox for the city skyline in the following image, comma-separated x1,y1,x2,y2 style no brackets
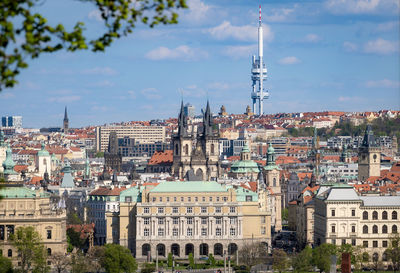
0,0,399,128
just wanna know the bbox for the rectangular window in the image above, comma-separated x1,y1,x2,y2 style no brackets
144,207,150,214
195,197,198,202
363,241,368,248
144,218,150,225
261,227,266,235
352,239,356,246
181,197,184,202
158,218,164,225
202,197,206,202
230,228,236,236
230,207,236,213
215,207,222,213
201,228,207,236
125,196,132,202
166,197,170,202
216,217,222,225
173,217,179,225
187,228,193,236
223,197,228,202
152,197,156,202
229,217,236,225
342,239,346,245
351,209,355,217
246,196,252,201
172,228,178,237
144,228,149,236
331,225,336,233
201,218,207,225
351,225,356,233
216,228,221,236
373,241,378,248
174,197,177,202
209,197,213,202
187,207,193,213
158,207,164,214
201,207,207,213
159,197,162,202
188,197,191,202
172,207,178,213
261,216,266,224
158,228,164,236
383,241,388,247
216,197,220,202
332,239,336,245
331,210,335,217
47,230,52,239
187,217,193,225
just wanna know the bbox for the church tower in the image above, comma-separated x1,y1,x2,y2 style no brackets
104,131,122,172
358,125,381,181
264,142,282,232
63,106,69,134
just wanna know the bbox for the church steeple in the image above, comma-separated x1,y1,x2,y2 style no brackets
203,100,214,137
178,100,188,137
63,106,69,134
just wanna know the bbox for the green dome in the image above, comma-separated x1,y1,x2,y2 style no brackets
242,143,250,153
38,143,50,157
231,160,260,173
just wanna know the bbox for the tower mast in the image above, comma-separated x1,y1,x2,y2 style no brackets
251,5,269,116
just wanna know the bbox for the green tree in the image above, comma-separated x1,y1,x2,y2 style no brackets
188,252,194,268
272,249,288,273
0,0,188,90
208,253,216,266
385,233,400,272
67,212,82,225
141,263,156,273
66,227,86,251
167,252,173,267
87,246,106,273
9,226,49,273
101,244,137,273
292,246,313,273
312,243,337,273
70,252,88,273
95,151,105,158
281,208,289,222
0,256,13,273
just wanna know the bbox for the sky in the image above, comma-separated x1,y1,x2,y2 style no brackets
0,0,399,128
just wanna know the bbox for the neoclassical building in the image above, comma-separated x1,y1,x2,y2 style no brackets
314,185,400,261
171,101,220,181
229,143,259,180
113,181,271,260
0,185,67,262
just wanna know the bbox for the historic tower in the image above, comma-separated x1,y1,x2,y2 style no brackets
104,131,122,172
63,106,69,134
358,125,381,181
171,101,220,181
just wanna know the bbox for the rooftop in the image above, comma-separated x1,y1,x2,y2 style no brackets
150,181,227,193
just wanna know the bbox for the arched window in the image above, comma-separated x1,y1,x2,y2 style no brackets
372,211,378,220
382,252,388,262
211,144,215,155
372,225,378,234
142,244,151,256
382,211,388,220
392,211,398,220
47,248,52,256
43,158,47,165
382,225,388,234
372,253,379,262
363,225,368,234
363,211,368,220
392,225,398,234
175,144,179,155
184,144,189,155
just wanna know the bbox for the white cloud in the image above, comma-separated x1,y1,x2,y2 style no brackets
207,21,273,42
343,41,358,52
145,45,207,61
127,90,136,99
207,82,229,90
304,34,321,43
181,0,211,23
265,7,296,22
325,0,399,14
376,21,398,32
82,67,117,76
88,10,102,21
222,45,257,59
364,38,398,55
141,88,162,99
365,79,400,88
278,56,301,65
90,80,114,87
48,96,81,103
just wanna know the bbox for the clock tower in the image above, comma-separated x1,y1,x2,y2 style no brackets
358,125,381,181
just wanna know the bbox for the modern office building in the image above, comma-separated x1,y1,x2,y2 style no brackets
1,116,22,129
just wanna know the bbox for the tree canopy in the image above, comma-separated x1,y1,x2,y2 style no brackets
101,244,137,273
0,0,187,90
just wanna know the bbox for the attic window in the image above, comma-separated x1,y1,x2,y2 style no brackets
246,196,252,201
125,197,132,202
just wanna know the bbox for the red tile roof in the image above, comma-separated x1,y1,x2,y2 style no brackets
148,150,173,165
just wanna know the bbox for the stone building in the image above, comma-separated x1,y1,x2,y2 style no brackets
229,143,259,180
0,185,67,263
171,101,220,181
113,181,271,260
314,185,400,262
104,131,122,172
358,125,381,181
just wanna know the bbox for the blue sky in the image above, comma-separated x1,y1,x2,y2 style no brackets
0,0,399,128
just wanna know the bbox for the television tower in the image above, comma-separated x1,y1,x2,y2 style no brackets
251,5,269,116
